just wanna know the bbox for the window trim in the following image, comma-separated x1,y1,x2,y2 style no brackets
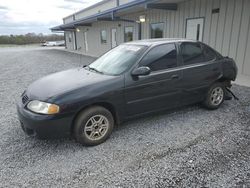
138,43,178,73
150,22,165,39
124,26,134,42
100,29,107,44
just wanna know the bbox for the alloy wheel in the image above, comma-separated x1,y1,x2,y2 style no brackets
84,115,109,141
210,87,224,106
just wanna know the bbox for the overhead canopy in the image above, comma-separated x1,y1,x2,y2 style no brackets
51,0,179,31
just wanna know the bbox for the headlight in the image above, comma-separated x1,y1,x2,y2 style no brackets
27,100,60,115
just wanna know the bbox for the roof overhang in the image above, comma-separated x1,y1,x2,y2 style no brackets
51,0,179,32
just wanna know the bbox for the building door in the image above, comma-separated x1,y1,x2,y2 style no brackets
186,18,204,41
83,32,88,52
111,28,117,48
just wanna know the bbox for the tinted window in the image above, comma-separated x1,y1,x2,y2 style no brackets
124,27,133,42
181,42,204,65
203,45,217,61
151,23,164,38
101,30,107,44
140,44,177,71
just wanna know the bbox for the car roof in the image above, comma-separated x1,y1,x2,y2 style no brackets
126,38,199,46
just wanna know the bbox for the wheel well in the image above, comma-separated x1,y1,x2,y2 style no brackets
70,102,119,134
216,77,232,87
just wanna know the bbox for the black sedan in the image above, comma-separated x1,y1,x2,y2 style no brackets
17,39,237,146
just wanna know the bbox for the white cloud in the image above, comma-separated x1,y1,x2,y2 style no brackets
0,0,102,35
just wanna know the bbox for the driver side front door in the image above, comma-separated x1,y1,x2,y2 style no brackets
124,43,183,117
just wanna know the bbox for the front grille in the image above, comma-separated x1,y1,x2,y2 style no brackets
22,95,29,105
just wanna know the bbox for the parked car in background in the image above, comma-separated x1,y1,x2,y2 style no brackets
42,40,65,47
17,39,237,146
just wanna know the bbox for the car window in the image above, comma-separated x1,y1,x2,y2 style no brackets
140,43,177,71
203,45,217,61
180,42,204,65
88,44,147,75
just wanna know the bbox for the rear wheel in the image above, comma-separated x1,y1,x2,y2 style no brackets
74,106,114,146
203,82,225,110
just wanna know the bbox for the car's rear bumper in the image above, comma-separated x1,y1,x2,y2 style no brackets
17,102,74,139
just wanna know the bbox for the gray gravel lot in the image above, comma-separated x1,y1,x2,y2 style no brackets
0,47,249,187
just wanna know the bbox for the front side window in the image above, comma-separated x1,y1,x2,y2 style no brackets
151,23,164,38
124,27,133,42
101,30,107,44
140,43,177,71
88,44,147,75
180,42,204,65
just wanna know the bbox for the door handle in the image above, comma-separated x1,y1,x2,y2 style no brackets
171,75,179,79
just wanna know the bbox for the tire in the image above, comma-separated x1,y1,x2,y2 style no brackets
203,82,225,110
73,106,114,146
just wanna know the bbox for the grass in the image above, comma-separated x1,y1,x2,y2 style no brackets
0,44,41,48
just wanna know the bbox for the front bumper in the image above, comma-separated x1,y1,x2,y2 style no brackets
17,102,74,139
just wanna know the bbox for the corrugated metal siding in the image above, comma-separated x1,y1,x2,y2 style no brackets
74,20,138,57
63,16,74,24
75,0,117,20
119,0,136,6
69,0,250,78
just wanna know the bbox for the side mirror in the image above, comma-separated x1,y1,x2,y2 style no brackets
131,66,151,76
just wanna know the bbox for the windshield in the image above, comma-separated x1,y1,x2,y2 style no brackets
88,44,147,75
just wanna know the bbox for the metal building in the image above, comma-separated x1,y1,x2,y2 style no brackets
51,0,250,85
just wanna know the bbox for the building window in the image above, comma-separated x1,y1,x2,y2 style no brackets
68,33,72,42
124,27,133,42
101,30,107,44
150,23,164,38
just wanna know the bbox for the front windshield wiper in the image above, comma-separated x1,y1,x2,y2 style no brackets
86,66,104,74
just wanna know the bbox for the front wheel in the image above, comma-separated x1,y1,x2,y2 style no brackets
73,106,114,146
203,82,225,110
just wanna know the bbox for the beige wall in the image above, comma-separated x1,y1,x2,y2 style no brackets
119,0,136,6
75,0,117,20
63,16,74,24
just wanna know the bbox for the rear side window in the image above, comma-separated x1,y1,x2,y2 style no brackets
203,45,217,61
140,43,177,71
180,42,204,65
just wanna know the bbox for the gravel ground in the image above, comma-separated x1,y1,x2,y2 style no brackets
0,47,249,188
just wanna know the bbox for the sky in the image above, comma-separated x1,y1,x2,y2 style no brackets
0,0,102,35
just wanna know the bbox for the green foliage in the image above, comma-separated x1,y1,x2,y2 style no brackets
0,33,64,45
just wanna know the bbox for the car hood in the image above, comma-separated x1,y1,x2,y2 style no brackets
27,68,114,101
